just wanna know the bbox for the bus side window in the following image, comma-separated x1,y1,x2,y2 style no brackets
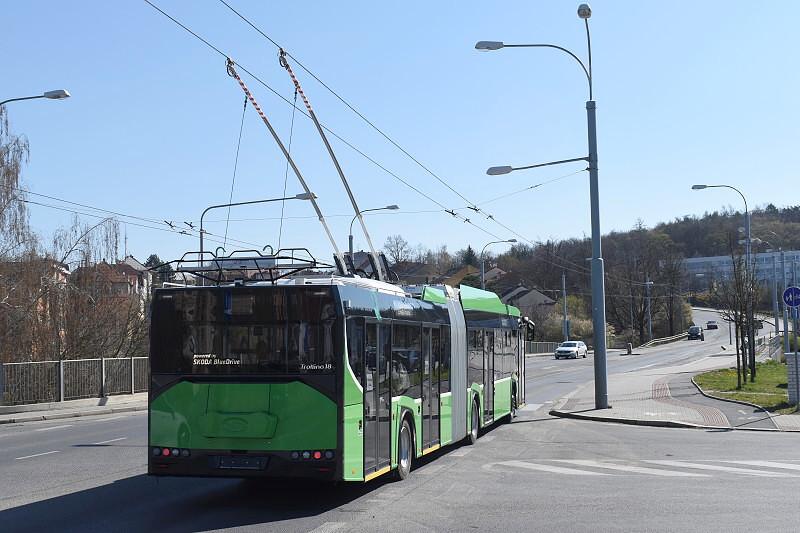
347,319,365,386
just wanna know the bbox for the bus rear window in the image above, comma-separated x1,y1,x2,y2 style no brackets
150,287,338,374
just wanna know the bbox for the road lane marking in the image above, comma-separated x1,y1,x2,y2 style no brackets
307,522,346,533
520,403,543,412
555,460,708,477
646,461,795,477
448,448,472,457
724,460,800,472
480,436,495,443
92,437,127,445
91,416,124,422
496,460,609,476
16,450,60,460
34,424,73,432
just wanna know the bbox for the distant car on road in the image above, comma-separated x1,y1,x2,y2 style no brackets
688,325,705,341
706,320,719,330
555,341,588,359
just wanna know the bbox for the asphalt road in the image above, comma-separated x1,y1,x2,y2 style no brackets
2,309,796,532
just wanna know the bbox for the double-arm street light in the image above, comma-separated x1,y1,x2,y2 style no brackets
476,4,611,409
199,192,316,257
480,239,517,290
692,183,756,379
0,89,71,107
349,205,399,256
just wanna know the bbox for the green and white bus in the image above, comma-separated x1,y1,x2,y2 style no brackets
148,271,531,482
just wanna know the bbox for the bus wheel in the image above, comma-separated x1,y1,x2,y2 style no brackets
467,398,479,445
510,389,517,421
395,418,412,480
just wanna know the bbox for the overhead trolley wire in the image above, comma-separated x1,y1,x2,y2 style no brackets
212,0,598,271
143,1,685,290
143,0,506,242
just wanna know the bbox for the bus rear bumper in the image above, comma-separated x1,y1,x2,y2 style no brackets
148,449,337,480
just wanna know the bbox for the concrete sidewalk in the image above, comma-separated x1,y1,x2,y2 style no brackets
550,352,800,432
0,393,147,425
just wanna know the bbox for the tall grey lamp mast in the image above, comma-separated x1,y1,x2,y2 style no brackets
692,184,755,379
349,205,399,257
199,192,316,258
480,239,517,290
0,89,70,107
476,4,610,409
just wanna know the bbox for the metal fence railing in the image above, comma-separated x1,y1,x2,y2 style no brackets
526,341,560,354
0,357,149,406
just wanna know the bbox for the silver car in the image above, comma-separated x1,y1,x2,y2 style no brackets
555,341,588,359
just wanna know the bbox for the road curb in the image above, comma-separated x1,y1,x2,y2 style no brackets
549,409,798,432
548,409,710,429
689,376,774,414
0,404,147,425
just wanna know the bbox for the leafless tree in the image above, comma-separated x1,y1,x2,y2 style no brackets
383,234,411,264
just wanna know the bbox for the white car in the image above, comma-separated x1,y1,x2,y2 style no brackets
555,341,588,359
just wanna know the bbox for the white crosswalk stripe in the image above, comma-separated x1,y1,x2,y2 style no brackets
645,461,797,477
496,460,609,476
555,460,708,477
490,459,800,479
722,460,800,472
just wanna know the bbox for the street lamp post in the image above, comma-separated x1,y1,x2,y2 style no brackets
645,278,654,341
476,4,611,409
200,192,315,258
349,205,399,257
0,89,71,107
480,239,517,290
692,184,755,378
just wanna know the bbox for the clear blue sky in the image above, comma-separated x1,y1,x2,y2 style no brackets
3,1,797,264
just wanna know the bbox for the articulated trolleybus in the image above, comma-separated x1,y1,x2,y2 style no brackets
148,250,532,482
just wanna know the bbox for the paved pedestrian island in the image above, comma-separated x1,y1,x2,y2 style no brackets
487,459,800,478
549,351,800,431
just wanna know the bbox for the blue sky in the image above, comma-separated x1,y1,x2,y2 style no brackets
2,1,798,264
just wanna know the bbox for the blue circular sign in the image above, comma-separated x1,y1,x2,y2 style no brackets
783,286,800,308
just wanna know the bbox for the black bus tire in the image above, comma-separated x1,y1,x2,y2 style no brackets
467,398,480,445
395,418,413,481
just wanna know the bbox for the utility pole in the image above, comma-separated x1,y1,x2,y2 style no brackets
562,271,569,341
646,277,653,341
783,250,790,354
773,253,780,337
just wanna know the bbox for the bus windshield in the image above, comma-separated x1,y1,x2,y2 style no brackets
150,287,338,374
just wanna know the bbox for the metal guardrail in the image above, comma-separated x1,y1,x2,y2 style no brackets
0,357,149,406
639,332,687,348
526,341,560,354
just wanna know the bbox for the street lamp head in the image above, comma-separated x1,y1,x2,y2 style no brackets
507,239,517,243
385,204,400,210
295,192,317,200
577,3,592,19
691,184,707,190
487,165,513,176
43,89,70,100
475,41,504,51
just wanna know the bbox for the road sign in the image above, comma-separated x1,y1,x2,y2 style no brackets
783,286,800,308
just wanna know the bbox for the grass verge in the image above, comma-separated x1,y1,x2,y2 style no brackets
694,360,795,414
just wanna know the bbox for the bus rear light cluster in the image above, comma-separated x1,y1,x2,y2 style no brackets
290,450,334,461
152,447,190,458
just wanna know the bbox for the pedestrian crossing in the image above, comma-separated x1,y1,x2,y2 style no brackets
491,459,800,478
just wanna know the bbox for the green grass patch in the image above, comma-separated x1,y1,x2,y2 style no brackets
694,360,795,414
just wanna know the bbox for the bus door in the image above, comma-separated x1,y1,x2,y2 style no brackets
484,330,494,423
364,322,391,475
429,327,440,447
421,327,440,450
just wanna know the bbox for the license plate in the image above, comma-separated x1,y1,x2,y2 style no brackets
216,456,268,470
